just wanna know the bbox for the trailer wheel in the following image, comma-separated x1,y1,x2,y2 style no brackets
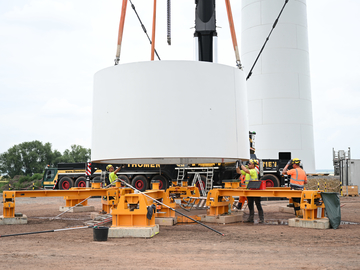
260,174,280,187
151,175,168,190
75,177,87,187
59,177,74,190
118,175,130,185
131,175,148,192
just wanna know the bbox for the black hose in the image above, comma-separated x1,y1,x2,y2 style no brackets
0,226,91,238
0,230,55,238
0,217,113,238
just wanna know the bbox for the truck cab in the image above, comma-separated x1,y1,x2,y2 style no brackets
42,167,58,189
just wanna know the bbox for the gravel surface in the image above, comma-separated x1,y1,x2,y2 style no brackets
0,194,359,269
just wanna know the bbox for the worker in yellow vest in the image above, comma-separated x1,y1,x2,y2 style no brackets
106,164,122,186
237,159,264,223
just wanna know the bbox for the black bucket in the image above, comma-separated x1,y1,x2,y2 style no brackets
93,226,109,241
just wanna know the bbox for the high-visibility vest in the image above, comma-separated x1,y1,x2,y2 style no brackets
288,168,307,188
241,169,258,187
109,172,117,184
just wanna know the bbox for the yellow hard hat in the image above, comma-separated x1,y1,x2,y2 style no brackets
249,159,258,166
292,158,301,165
106,164,113,171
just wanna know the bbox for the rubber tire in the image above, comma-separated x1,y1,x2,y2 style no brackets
75,176,87,187
59,177,74,190
151,175,168,190
118,175,130,185
260,174,280,187
131,175,148,192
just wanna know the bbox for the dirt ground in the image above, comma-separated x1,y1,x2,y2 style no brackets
0,195,359,270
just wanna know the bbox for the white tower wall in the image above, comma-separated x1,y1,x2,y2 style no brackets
241,0,316,172
91,61,250,164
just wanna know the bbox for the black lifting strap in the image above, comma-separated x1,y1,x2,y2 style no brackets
129,0,161,60
147,204,157,220
246,0,289,81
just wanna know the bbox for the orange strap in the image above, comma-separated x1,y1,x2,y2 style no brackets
224,0,241,67
115,0,129,62
151,0,157,61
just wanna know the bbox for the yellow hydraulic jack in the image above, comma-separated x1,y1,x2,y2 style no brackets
222,179,241,189
206,189,235,216
222,180,247,210
300,190,326,220
3,191,16,218
110,182,176,227
166,180,201,200
100,182,133,213
164,179,203,209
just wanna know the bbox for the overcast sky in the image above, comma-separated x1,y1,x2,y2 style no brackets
0,0,359,170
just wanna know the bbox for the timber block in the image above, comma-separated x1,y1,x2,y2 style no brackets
279,206,295,214
200,212,244,224
0,214,28,225
59,205,95,213
288,217,330,229
155,217,177,226
108,225,159,238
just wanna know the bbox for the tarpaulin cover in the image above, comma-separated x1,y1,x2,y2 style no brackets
321,192,341,229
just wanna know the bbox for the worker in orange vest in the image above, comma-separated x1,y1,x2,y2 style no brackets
282,158,307,190
282,158,307,217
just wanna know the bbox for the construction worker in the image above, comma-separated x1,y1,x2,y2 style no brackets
282,158,307,190
236,159,264,223
282,158,307,217
106,164,122,186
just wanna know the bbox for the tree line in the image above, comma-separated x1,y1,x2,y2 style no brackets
0,141,91,178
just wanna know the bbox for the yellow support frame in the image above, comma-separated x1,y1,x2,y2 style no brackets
207,188,302,216
111,190,176,227
2,185,134,218
206,188,326,221
165,180,202,209
3,184,326,226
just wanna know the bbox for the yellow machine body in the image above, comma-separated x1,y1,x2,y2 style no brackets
300,190,326,220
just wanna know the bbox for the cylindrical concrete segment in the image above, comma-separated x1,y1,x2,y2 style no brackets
92,60,250,164
241,0,315,172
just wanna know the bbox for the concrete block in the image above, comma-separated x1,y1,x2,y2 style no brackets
90,212,100,220
279,206,295,214
108,225,159,238
200,212,244,224
0,214,28,225
59,205,95,213
155,217,177,226
288,217,330,229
